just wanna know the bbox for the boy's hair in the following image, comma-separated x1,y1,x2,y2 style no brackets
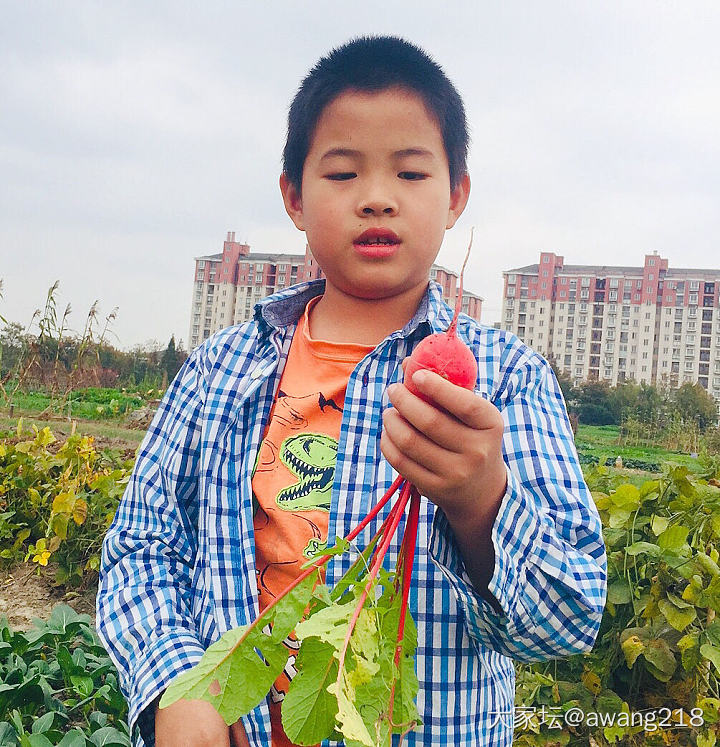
283,35,469,192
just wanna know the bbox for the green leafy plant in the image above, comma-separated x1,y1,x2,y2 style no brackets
0,422,133,585
0,605,130,745
514,460,720,746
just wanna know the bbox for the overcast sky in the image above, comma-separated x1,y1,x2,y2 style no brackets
2,1,719,350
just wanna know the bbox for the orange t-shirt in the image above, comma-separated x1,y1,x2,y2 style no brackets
251,295,374,747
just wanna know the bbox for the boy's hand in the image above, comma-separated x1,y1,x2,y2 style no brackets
155,697,250,747
381,362,508,600
381,363,507,522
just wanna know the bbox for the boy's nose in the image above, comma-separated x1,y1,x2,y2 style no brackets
357,190,398,216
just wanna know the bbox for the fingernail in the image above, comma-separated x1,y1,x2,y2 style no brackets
412,370,427,386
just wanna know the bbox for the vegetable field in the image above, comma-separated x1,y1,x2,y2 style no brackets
2,420,720,744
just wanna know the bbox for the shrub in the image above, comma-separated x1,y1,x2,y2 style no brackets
514,461,720,746
0,422,134,586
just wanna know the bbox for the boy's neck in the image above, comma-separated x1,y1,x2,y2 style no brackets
307,282,429,346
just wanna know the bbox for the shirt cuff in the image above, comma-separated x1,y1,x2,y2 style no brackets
127,631,207,744
429,464,542,628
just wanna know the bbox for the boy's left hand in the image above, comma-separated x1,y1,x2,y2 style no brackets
381,362,508,525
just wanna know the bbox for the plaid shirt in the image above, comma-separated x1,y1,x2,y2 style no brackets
97,278,607,746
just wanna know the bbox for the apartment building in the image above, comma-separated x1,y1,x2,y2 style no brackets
189,232,484,350
501,251,720,404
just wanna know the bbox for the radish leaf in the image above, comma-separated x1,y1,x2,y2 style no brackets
282,637,338,745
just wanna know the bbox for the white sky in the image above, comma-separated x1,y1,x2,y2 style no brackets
2,1,719,349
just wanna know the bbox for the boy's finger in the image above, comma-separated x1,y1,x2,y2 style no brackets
407,369,503,431
386,385,469,453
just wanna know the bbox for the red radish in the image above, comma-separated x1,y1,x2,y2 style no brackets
405,229,478,402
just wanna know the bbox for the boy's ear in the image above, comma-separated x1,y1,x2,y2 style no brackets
446,172,471,230
279,173,305,231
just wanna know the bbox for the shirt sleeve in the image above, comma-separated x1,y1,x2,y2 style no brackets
428,342,607,662
95,347,208,741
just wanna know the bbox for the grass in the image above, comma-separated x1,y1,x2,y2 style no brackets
0,409,145,448
4,388,145,421
575,424,704,472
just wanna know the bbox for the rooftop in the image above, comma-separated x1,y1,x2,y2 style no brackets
505,262,720,277
195,252,306,262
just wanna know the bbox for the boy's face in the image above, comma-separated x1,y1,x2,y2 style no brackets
280,87,470,304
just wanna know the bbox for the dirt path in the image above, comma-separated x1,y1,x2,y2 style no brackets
0,563,97,631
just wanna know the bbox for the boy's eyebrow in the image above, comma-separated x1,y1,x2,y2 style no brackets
319,147,436,160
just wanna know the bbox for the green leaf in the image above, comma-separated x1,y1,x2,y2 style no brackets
698,697,720,725
330,535,380,602
282,638,338,745
705,621,720,648
56,729,89,747
70,674,94,698
650,515,670,536
682,644,702,671
328,669,375,747
301,536,349,568
658,525,689,552
608,508,632,529
46,604,90,634
609,484,640,509
159,625,289,725
26,735,53,747
88,726,131,746
701,643,720,675
697,730,717,747
640,480,660,498
607,579,632,605
642,639,676,679
621,635,644,668
56,645,77,680
49,513,69,540
658,598,696,631
270,573,318,643
625,542,661,557
30,712,54,734
295,599,355,651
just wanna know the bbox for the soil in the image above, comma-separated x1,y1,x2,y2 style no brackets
0,562,97,631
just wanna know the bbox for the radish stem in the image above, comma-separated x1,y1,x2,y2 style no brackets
387,487,421,733
446,227,474,337
335,481,413,697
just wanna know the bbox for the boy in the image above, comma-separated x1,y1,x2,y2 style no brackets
97,36,607,746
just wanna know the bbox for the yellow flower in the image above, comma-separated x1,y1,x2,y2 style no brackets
32,550,51,566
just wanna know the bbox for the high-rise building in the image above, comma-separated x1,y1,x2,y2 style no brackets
501,251,720,404
189,232,483,350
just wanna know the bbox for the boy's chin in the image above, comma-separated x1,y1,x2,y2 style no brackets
330,276,428,302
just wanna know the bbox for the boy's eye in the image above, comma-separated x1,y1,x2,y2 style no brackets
326,173,356,181
398,171,427,181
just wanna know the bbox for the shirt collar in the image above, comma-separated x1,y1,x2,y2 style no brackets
254,278,453,339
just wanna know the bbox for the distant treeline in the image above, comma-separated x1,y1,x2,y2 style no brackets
550,360,718,431
1,322,187,391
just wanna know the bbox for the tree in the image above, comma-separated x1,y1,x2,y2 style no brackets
160,335,182,382
548,356,574,405
574,381,617,425
671,382,718,430
0,322,26,376
635,382,667,425
608,380,641,423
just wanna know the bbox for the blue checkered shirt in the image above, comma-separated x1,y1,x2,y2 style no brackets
96,279,607,746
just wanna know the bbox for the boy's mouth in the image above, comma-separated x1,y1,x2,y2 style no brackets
353,229,401,247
